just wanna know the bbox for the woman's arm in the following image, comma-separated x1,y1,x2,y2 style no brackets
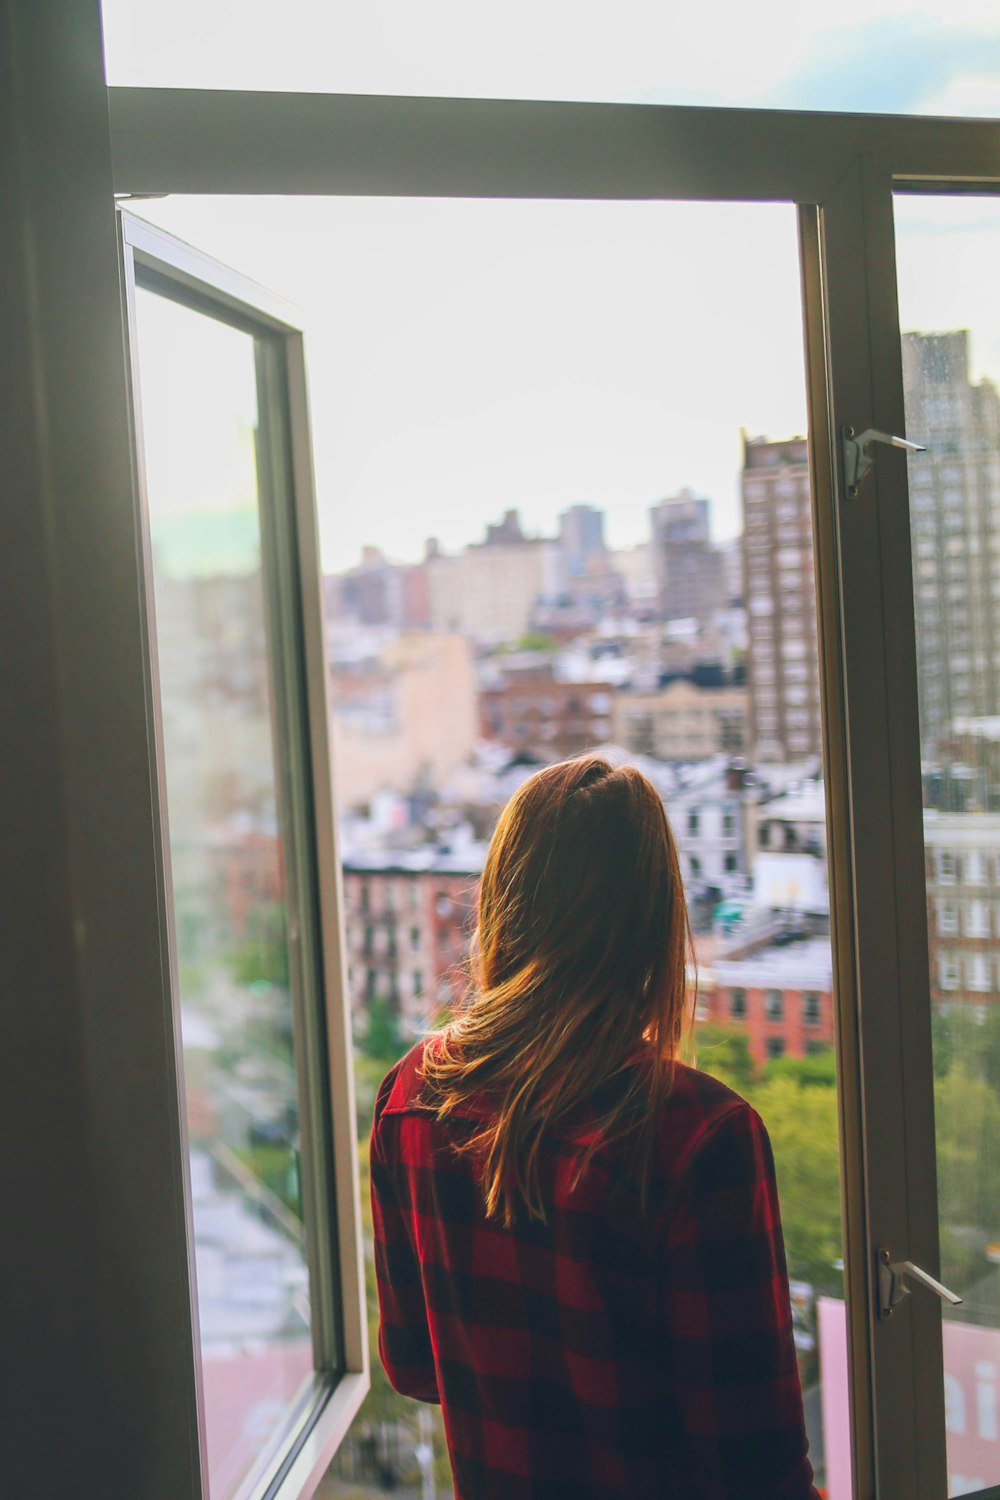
370,1067,441,1404
658,1102,821,1500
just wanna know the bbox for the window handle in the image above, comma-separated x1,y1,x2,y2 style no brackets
842,425,926,498
876,1247,963,1319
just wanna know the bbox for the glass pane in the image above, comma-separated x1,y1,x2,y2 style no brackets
133,288,314,1500
896,192,1000,1499
101,0,1000,116
134,196,849,1497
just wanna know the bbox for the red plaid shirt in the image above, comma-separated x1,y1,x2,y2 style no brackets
371,1040,820,1499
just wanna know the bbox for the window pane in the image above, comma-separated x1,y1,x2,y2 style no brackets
101,0,1000,117
133,288,314,1500
132,195,849,1496
896,192,1000,1498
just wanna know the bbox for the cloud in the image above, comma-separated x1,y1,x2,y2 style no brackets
765,17,1000,115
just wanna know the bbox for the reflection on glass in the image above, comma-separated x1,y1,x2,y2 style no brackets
134,288,313,1500
896,193,1000,1498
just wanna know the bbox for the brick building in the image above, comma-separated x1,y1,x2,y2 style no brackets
707,937,834,1064
479,669,615,759
342,863,480,1034
613,676,748,761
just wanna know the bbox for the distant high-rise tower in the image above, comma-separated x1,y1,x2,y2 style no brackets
558,504,607,578
902,331,1000,755
649,489,724,628
741,435,822,763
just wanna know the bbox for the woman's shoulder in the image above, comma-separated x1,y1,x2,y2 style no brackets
668,1059,753,1118
373,1037,433,1120
374,1032,464,1121
652,1061,761,1178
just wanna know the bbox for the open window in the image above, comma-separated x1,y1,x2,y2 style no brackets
119,212,367,1500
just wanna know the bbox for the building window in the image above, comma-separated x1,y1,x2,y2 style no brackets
766,1037,787,1060
730,988,747,1019
937,851,957,884
964,899,990,938
803,993,821,1026
410,925,421,951
413,970,423,997
938,952,960,991
688,809,700,835
938,899,959,935
360,881,370,911
724,852,737,873
967,953,991,993
766,990,784,1020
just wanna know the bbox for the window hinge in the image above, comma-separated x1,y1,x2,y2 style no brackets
841,426,926,499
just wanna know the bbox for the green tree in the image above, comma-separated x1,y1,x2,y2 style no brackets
935,1063,1000,1286
230,901,289,988
766,1046,836,1089
359,994,403,1063
750,1074,843,1293
687,1024,755,1092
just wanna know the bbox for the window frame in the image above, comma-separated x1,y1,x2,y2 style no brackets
119,209,369,1497
13,16,1000,1492
106,92,1000,1500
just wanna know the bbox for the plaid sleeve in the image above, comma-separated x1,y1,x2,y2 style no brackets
369,1069,440,1405
658,1103,820,1500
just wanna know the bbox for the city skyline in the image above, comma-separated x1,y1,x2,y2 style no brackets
130,192,1000,583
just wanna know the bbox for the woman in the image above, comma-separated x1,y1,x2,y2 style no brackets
370,756,820,1499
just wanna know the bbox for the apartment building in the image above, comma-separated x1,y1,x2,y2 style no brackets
479,668,615,758
425,510,562,645
613,675,748,761
649,489,725,628
707,938,835,1064
741,434,823,762
924,812,1000,1007
903,331,1000,757
342,864,479,1033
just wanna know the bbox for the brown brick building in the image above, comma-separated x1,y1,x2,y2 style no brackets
479,668,615,759
342,864,479,1034
706,937,834,1065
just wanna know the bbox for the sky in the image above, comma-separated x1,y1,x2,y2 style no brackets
111,1,1000,572
102,0,1000,117
132,197,808,569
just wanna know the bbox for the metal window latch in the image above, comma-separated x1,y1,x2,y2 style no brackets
876,1247,963,1320
841,426,926,499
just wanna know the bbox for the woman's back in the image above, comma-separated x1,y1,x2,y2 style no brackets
372,1039,819,1500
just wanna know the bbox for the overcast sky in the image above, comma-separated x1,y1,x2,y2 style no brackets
112,1,1000,571
102,0,1000,116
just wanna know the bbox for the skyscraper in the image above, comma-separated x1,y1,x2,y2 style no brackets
649,488,724,628
903,331,1000,756
558,503,607,578
741,434,822,763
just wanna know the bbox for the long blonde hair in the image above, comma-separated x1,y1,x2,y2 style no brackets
420,755,692,1225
